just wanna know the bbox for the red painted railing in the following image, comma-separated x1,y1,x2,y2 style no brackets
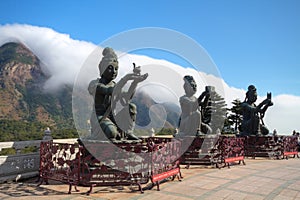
38,137,182,194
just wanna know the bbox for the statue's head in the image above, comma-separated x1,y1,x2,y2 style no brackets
183,75,197,96
98,47,119,81
246,85,257,103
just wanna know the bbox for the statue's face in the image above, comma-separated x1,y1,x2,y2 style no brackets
183,81,196,97
248,91,257,103
102,64,118,81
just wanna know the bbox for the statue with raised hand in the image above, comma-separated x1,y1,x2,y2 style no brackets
240,85,273,136
177,75,212,137
88,47,148,141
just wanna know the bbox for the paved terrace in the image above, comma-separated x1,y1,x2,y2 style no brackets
0,157,300,200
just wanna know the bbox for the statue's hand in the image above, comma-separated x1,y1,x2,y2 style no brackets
202,90,210,98
130,73,148,83
138,73,148,81
266,99,274,106
205,90,210,98
262,98,273,107
262,98,270,104
123,73,136,81
123,73,147,81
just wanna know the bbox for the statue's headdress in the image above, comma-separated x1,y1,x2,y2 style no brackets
98,47,118,75
245,84,256,101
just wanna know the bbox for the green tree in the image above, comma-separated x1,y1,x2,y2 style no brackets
228,99,243,133
222,111,234,134
0,119,78,142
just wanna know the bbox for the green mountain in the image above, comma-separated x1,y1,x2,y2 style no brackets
0,42,76,141
132,91,180,129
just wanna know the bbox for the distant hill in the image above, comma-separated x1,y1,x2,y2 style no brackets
132,91,180,129
0,42,75,141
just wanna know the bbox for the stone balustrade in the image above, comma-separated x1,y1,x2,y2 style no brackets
0,138,77,183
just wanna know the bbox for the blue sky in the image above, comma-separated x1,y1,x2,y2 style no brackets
1,0,300,96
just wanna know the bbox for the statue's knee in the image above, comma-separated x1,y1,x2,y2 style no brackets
100,121,119,139
260,125,269,135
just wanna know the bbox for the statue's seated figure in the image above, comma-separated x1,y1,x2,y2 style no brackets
177,75,212,137
240,85,273,136
88,47,147,141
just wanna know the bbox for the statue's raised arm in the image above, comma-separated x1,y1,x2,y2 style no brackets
112,63,148,107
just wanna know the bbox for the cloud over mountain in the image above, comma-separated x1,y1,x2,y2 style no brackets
0,24,96,91
0,24,299,134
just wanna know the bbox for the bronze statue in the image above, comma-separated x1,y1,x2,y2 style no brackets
240,85,273,136
177,75,212,136
88,47,148,141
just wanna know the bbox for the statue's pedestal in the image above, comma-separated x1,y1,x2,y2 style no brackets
179,135,245,169
38,137,182,194
244,135,299,159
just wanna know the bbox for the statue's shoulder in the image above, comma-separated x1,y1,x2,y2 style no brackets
241,101,249,108
179,95,188,102
241,101,255,110
88,78,100,95
89,78,100,84
180,95,196,103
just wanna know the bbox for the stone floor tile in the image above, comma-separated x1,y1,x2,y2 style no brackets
243,194,264,200
206,189,234,198
279,189,298,198
138,192,193,200
224,191,248,200
272,194,295,200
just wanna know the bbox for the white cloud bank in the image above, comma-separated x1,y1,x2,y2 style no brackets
0,24,299,135
0,24,96,91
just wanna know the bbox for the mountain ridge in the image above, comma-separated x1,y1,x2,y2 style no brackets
0,42,73,129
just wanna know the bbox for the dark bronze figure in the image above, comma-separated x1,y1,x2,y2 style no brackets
88,47,148,141
240,85,273,136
